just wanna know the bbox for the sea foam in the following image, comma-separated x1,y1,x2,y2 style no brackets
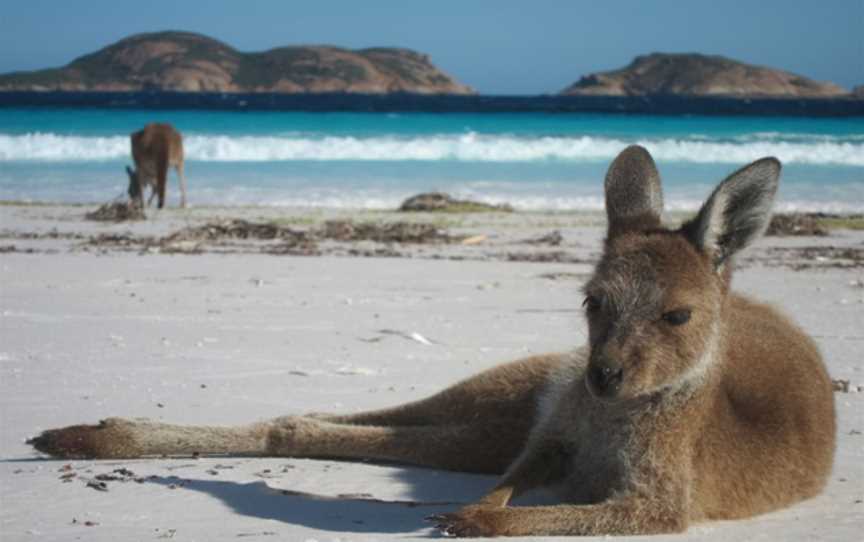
1,132,863,166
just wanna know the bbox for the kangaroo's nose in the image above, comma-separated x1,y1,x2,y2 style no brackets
588,364,624,396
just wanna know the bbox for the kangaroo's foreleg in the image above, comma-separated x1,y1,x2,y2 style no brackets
434,495,689,537
475,440,567,507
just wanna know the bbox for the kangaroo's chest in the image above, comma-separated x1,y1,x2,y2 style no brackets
549,396,657,503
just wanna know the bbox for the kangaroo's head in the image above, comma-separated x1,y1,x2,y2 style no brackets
584,145,780,401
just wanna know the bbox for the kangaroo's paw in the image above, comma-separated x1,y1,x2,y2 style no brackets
428,506,503,538
27,418,143,459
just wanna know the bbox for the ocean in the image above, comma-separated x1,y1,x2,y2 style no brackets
1,108,862,213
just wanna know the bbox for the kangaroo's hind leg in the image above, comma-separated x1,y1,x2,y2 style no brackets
29,353,567,474
289,353,567,473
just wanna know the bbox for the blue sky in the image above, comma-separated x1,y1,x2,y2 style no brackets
1,0,861,94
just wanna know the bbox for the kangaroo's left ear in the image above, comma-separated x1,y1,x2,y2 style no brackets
604,145,664,238
682,157,780,270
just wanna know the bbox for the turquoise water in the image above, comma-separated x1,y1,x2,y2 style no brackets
1,108,862,211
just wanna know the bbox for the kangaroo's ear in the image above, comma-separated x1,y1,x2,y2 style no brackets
604,145,664,238
682,157,780,270
125,165,135,177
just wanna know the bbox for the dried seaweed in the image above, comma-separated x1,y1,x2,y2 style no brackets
85,202,146,222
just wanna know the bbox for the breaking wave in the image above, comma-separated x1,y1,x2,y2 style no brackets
1,132,863,166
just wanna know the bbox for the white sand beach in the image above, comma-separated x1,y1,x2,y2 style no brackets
1,203,862,541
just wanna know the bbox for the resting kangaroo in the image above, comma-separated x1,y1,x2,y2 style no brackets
126,122,186,209
30,146,835,537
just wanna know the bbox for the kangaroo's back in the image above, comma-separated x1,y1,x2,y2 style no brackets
692,294,835,519
131,123,182,169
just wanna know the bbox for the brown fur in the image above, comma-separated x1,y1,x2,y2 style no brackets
30,147,835,537
127,123,186,208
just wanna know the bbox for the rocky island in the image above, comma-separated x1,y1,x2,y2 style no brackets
561,53,849,98
0,31,474,95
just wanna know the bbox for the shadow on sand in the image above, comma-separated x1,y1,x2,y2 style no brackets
145,466,494,535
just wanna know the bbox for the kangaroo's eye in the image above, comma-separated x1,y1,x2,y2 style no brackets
662,309,691,326
583,295,602,313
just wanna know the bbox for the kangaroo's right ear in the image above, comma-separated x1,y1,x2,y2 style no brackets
126,165,135,177
604,145,664,238
682,157,780,270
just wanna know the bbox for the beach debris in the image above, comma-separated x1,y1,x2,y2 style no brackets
85,232,150,250
85,201,146,222
86,479,109,492
399,192,513,213
506,251,586,263
522,230,563,246
409,332,433,345
158,219,317,255
537,271,591,281
168,219,308,242
832,379,851,393
321,219,451,244
766,213,828,237
376,328,437,345
460,234,487,245
93,468,137,482
763,246,864,270
335,365,379,376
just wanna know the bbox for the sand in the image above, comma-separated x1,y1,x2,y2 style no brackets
1,203,862,541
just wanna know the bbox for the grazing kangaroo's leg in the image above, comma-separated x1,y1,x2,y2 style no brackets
147,183,158,207
30,354,566,474
176,161,187,208
155,155,169,209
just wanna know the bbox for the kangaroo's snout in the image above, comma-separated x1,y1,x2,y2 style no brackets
587,362,624,398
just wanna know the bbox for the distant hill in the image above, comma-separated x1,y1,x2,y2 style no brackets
561,53,849,98
0,31,474,95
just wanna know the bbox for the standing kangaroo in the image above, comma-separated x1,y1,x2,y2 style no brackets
126,123,187,209
30,147,835,537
